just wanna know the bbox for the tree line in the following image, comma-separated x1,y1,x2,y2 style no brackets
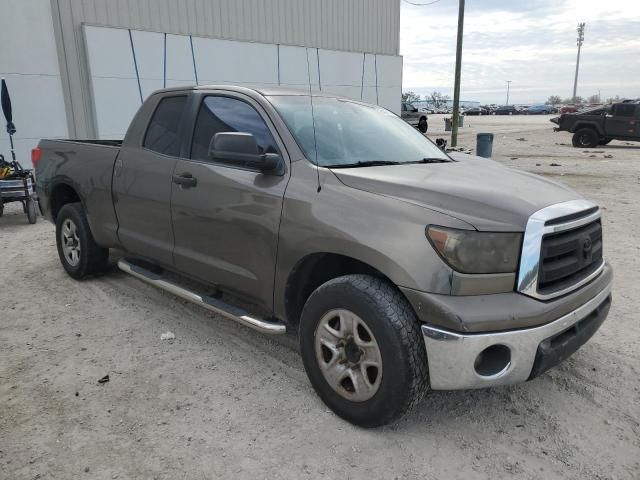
546,94,623,105
402,91,450,107
402,91,626,106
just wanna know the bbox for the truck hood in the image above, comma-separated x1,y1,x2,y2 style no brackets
330,153,582,231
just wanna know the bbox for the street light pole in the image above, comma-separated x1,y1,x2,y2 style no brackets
450,0,465,147
505,80,512,105
572,22,585,102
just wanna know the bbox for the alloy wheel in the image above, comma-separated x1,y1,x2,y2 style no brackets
314,309,383,402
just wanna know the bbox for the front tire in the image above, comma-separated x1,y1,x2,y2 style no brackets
572,128,599,148
56,202,109,279
299,274,429,427
418,117,428,133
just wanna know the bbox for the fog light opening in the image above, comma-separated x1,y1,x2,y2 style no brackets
474,344,511,377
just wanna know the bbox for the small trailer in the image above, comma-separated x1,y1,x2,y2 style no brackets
0,78,38,223
0,155,38,223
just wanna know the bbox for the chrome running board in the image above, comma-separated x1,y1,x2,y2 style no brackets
117,259,286,335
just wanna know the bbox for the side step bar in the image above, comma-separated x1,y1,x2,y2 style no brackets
117,259,286,335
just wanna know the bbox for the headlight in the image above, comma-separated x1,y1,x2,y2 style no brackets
426,226,522,274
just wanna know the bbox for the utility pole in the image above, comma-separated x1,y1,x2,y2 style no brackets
450,0,465,147
505,80,512,105
572,22,585,102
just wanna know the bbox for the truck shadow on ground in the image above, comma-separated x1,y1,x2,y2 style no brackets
0,212,39,228
595,144,640,150
102,257,575,435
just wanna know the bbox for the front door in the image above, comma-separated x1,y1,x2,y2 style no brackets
605,104,639,138
170,93,289,310
113,94,188,266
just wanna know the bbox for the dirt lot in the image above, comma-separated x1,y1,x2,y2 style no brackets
1,115,639,480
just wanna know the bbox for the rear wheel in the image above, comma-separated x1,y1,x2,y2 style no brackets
572,128,599,148
26,198,37,224
56,202,109,279
299,274,429,427
418,117,428,133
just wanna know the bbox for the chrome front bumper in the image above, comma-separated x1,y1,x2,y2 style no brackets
422,283,612,390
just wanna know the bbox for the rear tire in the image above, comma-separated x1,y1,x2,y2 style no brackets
56,202,109,279
26,198,37,224
299,274,429,427
572,128,599,148
418,117,428,133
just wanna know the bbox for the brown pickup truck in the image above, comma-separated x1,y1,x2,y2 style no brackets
34,85,612,427
401,102,428,132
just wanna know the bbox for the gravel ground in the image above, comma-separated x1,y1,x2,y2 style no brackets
1,115,639,480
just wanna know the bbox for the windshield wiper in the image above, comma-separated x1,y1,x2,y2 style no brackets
410,157,452,164
328,160,402,168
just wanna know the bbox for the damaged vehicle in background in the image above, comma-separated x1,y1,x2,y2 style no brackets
34,85,612,427
401,101,428,133
551,100,640,147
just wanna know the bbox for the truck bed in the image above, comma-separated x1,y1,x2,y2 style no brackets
35,138,121,247
47,139,123,147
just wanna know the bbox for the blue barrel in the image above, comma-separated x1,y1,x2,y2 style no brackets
476,133,494,158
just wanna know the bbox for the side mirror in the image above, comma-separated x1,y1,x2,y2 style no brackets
208,132,283,175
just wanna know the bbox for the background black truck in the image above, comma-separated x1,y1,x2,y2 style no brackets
551,101,640,148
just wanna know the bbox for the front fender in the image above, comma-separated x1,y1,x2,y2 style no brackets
273,161,470,319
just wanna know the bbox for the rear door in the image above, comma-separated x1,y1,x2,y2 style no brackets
605,104,638,138
113,94,188,266
170,92,289,310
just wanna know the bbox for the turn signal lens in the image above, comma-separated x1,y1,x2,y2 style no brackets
426,226,522,274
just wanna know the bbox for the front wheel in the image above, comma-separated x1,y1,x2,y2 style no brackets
56,202,109,279
418,118,428,133
572,128,599,148
299,274,429,427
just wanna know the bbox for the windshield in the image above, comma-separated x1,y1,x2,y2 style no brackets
267,95,449,167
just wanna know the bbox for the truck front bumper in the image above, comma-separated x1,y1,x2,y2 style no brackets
421,283,612,390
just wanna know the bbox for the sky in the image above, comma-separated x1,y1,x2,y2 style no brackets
400,0,640,105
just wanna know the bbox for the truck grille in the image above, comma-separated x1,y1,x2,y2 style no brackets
538,219,602,294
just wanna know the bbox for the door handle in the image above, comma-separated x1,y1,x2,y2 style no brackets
173,173,197,188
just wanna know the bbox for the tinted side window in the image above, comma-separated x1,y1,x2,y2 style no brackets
613,104,636,117
143,96,187,156
191,96,279,162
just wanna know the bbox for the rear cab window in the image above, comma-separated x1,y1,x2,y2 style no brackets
143,95,188,156
612,104,637,117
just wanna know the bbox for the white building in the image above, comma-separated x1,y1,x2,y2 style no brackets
0,0,402,165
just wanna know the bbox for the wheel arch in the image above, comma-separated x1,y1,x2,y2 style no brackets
283,252,408,328
570,122,603,135
49,182,83,222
